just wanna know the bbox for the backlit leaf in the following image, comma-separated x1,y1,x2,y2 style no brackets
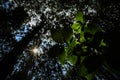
76,12,84,23
68,55,78,65
80,32,86,42
70,38,80,47
72,23,81,33
99,39,107,47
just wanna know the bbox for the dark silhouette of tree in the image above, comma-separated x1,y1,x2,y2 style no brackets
0,18,44,80
0,0,120,80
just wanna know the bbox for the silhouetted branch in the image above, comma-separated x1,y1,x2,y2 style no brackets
0,21,44,80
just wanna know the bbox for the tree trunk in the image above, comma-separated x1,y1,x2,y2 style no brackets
0,21,44,80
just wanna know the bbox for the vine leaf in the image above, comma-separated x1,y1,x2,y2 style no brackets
63,27,73,41
70,38,80,48
80,32,86,42
76,12,84,23
51,29,63,43
72,23,81,33
47,45,64,58
58,51,66,65
99,39,107,47
68,55,78,65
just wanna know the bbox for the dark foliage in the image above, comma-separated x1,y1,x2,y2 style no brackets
0,0,120,80
9,6,28,29
0,12,44,80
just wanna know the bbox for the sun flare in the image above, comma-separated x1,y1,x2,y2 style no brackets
32,47,39,54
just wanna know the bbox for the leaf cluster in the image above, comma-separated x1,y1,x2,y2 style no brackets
50,11,108,79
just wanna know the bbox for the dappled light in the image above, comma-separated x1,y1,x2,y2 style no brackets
0,0,120,80
31,47,39,56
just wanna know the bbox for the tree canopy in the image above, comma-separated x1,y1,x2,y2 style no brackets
0,0,120,80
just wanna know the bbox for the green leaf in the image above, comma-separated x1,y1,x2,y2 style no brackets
80,32,86,42
80,56,87,63
99,39,107,47
51,29,63,43
58,51,66,65
72,23,81,33
85,73,94,80
65,47,72,55
70,38,80,48
48,45,64,58
63,27,73,41
82,46,87,52
76,12,84,23
84,24,102,35
78,64,88,76
68,55,78,65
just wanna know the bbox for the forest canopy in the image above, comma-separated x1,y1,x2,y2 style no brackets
0,0,120,80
